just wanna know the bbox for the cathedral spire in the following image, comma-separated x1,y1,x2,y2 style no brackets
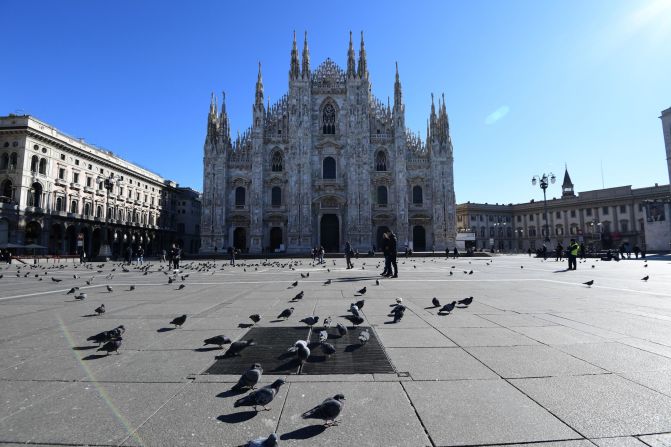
290,31,300,80
219,91,230,142
347,31,356,79
394,61,403,108
357,31,368,79
255,62,264,108
430,93,436,120
301,31,310,79
209,92,217,117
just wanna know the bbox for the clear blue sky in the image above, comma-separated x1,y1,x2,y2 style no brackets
1,0,670,204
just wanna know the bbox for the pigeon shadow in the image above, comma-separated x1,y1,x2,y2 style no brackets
238,323,253,328
552,269,571,273
278,351,295,360
271,358,301,372
194,347,221,352
424,306,440,310
308,354,327,362
216,389,246,398
280,425,327,440
82,353,108,360
157,327,175,333
269,319,283,323
383,320,398,324
81,314,99,317
456,305,470,309
344,343,363,353
217,411,258,424
437,312,452,316
72,345,98,351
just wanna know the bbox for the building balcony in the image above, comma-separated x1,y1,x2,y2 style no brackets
125,197,133,203
70,182,81,190
84,186,94,194
55,178,67,186
95,189,105,197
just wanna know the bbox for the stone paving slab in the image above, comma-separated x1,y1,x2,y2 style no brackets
404,379,580,445
511,374,671,437
439,326,540,346
386,347,498,380
638,433,671,447
591,437,651,447
480,312,561,327
556,342,671,373
374,327,456,347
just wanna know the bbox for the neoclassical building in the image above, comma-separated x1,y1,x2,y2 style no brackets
200,32,457,254
0,115,201,257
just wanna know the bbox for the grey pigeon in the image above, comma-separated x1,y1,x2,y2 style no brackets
432,297,440,307
277,307,294,319
106,285,113,293
321,342,336,358
354,299,365,309
392,305,406,323
583,280,594,287
301,394,346,426
349,304,361,318
129,285,135,291
291,281,298,287
249,314,261,324
358,329,370,345
324,279,331,285
439,301,456,314
357,287,367,295
94,304,105,315
318,330,328,342
246,433,278,447
203,335,231,348
234,379,285,411
178,284,185,290
232,363,263,391
75,293,87,301
376,279,380,285
97,338,122,355
226,339,256,356
458,296,473,306
170,314,187,328
292,291,304,301
66,287,78,295
344,315,364,326
300,316,319,327
642,275,649,281
87,330,112,346
323,316,332,328
336,323,348,337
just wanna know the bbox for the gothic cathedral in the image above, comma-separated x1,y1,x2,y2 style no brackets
200,32,456,254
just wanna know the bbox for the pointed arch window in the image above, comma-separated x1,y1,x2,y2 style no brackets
70,200,78,214
375,151,387,171
235,186,246,207
271,186,282,207
55,196,64,211
377,185,388,205
30,155,39,173
271,151,283,172
322,103,336,134
322,157,336,179
0,153,8,169
412,185,423,204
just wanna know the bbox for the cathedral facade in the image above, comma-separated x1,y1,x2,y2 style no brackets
200,32,456,254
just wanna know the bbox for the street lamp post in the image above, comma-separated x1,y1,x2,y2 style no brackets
531,173,556,243
98,174,122,260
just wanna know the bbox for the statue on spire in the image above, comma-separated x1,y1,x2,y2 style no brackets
357,31,368,79
290,31,300,80
301,31,310,78
394,61,403,108
255,62,264,108
347,31,356,78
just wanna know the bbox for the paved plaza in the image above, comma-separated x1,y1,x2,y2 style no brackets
1,254,671,446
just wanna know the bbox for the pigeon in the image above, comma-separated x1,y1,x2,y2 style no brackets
296,342,311,363
74,293,87,301
449,271,453,276
336,323,348,337
375,279,380,285
301,394,346,426
468,270,474,275
106,285,113,293
234,379,285,411
392,306,405,323
178,284,186,290
249,314,261,324
288,340,308,353
458,296,473,306
349,304,361,318
203,335,231,348
324,279,331,285
66,287,79,295
583,280,594,287
170,314,187,328
291,281,298,287
87,330,112,346
358,329,370,345
439,301,456,314
94,304,105,315
52,277,62,282
168,277,173,284
277,307,294,320
232,363,263,391
226,339,256,356
108,325,125,339
344,315,364,326
97,338,122,355
432,297,440,307
642,275,649,281
395,297,403,304
357,287,367,295
129,285,135,291
301,273,307,278
354,299,365,310
300,316,319,326
246,433,278,447
318,330,328,342
73,274,79,279
321,342,336,358
292,291,304,301
644,263,648,268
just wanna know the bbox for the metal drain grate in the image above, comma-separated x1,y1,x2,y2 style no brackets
203,326,395,375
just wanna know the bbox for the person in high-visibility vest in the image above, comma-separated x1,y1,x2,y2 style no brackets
568,239,579,270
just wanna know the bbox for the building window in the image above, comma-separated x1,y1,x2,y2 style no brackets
323,157,336,179
619,205,626,213
55,196,64,211
73,172,80,184
322,103,336,134
84,203,91,216
375,151,387,171
480,227,485,237
60,154,65,160
28,182,42,208
96,205,102,218
570,210,576,218
602,206,609,215
39,158,47,175
271,186,281,206
555,211,561,218
620,220,628,232
0,153,8,169
271,151,283,172
529,214,534,221
490,227,495,237
586,208,593,217
516,215,521,222
235,186,246,207
70,200,78,214
58,168,66,180
377,185,388,205
1,179,13,200
9,153,17,168
30,155,39,173
529,227,537,237
412,185,423,204
86,177,92,187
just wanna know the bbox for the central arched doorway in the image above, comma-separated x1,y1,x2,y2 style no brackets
413,225,426,251
233,227,247,252
320,214,339,252
25,221,42,245
269,227,283,252
376,226,390,252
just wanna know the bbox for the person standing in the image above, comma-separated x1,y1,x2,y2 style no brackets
381,232,390,276
161,249,167,263
633,244,640,259
318,246,325,264
388,231,398,278
136,246,144,265
173,245,181,270
230,246,236,266
344,241,354,269
567,239,579,270
125,245,132,265
555,243,563,262
453,247,459,259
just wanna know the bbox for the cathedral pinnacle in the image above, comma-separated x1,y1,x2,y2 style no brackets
357,31,368,79
290,31,300,80
219,91,231,145
347,31,356,78
302,31,310,78
209,92,217,116
255,62,264,108
394,61,403,108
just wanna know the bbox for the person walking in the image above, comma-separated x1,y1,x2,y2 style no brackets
125,246,132,265
229,246,236,266
173,245,181,270
555,243,563,262
567,239,579,270
161,249,167,263
136,246,144,265
344,241,354,269
633,244,640,259
388,231,399,278
453,247,459,259
318,246,325,264
381,232,390,276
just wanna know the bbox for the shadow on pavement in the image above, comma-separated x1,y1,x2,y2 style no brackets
280,425,327,440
